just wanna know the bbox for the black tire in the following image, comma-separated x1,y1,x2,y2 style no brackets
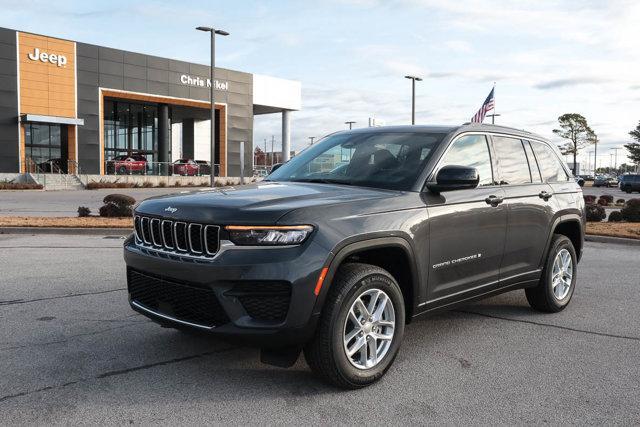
526,234,577,313
304,263,405,389
118,166,127,175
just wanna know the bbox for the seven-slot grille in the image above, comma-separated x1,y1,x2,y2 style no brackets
134,215,220,257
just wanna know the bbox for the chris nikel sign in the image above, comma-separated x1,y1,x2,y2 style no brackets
180,74,228,90
27,47,68,67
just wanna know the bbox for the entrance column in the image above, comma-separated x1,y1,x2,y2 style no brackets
158,104,170,173
281,110,291,162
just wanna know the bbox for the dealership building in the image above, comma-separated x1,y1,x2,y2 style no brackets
0,27,301,177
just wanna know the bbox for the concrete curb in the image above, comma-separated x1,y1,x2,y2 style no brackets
585,234,640,246
0,227,132,236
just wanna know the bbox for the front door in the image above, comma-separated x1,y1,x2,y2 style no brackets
24,123,68,173
425,134,507,303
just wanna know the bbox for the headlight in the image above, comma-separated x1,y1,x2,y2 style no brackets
225,225,314,246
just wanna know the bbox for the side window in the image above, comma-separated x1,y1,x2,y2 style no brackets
492,136,532,185
439,134,494,186
523,140,542,183
530,141,570,182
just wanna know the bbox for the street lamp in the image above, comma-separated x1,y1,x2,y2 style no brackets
404,75,422,125
345,121,356,130
308,136,316,145
196,26,229,187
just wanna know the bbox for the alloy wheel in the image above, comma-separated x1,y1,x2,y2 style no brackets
551,248,573,300
342,288,395,369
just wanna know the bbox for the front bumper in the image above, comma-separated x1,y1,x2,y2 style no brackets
123,236,328,347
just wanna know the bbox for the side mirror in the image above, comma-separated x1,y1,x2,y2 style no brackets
270,163,283,173
426,165,479,193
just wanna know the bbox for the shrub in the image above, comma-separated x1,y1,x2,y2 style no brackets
86,180,135,190
99,193,136,217
586,204,606,222
0,179,43,190
142,181,153,188
103,194,136,206
600,194,614,204
608,211,623,222
77,206,91,217
621,199,640,222
597,198,608,206
158,181,167,188
583,195,596,204
173,180,182,187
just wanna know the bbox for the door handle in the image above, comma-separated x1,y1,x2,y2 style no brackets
485,195,504,206
539,191,553,201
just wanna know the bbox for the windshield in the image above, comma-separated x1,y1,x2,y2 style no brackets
267,131,446,191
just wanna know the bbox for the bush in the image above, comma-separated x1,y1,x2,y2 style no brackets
583,195,596,204
86,180,135,190
0,179,43,190
608,211,623,222
597,198,608,206
621,199,640,222
103,194,136,206
99,193,136,217
158,181,167,188
599,194,614,205
586,204,606,222
142,181,153,188
77,206,91,217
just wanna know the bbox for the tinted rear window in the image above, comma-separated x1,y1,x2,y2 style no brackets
492,136,531,185
530,141,570,182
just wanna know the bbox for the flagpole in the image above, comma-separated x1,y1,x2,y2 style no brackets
492,82,496,124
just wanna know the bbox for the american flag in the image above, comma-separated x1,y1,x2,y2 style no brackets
471,87,495,123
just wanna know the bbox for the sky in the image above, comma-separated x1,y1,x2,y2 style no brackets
1,0,639,169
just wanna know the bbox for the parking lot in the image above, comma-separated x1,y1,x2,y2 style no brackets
0,234,639,424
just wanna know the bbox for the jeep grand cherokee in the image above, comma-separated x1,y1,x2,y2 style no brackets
124,124,585,389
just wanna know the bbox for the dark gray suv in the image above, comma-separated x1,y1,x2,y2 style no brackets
124,124,585,389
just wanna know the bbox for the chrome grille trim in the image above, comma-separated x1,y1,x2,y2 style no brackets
150,218,162,247
174,222,188,252
140,217,152,244
204,225,220,255
161,220,174,249
132,215,220,259
188,223,203,254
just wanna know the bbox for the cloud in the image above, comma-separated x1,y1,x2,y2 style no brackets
534,78,611,90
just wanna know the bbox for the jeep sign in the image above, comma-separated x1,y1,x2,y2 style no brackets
27,47,67,67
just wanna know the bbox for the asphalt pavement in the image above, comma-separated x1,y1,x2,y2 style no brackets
0,235,639,424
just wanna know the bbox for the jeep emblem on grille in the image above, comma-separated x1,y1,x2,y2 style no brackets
164,207,178,213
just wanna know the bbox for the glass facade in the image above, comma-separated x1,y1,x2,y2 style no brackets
24,123,66,172
104,99,162,165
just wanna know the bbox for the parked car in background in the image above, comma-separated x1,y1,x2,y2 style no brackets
593,175,617,187
619,174,640,193
172,159,199,176
106,154,147,175
194,160,212,176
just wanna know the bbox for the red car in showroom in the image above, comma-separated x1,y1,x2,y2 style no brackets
107,154,147,175
172,159,200,176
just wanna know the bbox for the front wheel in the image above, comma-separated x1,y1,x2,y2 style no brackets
304,263,405,389
526,234,577,312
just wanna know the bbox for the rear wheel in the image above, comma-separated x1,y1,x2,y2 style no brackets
304,263,405,389
526,234,577,312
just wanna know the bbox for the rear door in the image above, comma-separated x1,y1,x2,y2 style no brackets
491,136,554,279
425,134,507,301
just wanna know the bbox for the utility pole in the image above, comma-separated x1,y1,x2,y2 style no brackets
345,121,356,130
271,135,275,166
486,113,501,124
593,137,598,174
196,26,229,187
587,151,593,175
309,136,315,145
264,139,267,167
404,75,422,125
611,147,622,173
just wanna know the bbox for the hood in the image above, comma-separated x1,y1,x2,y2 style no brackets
135,181,399,224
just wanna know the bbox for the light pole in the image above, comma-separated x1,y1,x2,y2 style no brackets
404,75,422,125
345,121,356,130
486,113,501,124
196,26,229,187
611,147,622,173
308,136,315,145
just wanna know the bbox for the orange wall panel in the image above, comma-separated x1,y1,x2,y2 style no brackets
18,32,76,118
